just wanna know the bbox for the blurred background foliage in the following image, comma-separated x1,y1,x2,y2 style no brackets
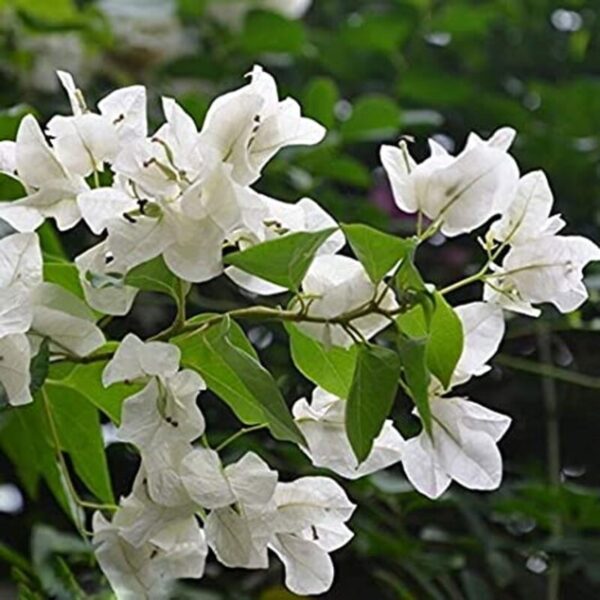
1,0,600,598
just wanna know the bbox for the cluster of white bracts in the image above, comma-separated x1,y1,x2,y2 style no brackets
0,64,598,597
95,335,354,598
0,233,104,405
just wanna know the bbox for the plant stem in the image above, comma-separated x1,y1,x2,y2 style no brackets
536,325,562,600
216,424,268,452
494,354,600,389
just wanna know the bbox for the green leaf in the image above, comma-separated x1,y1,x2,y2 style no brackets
303,77,339,128
224,228,337,291
341,95,402,142
29,339,50,396
125,255,188,302
240,11,306,55
44,382,114,504
0,402,73,518
43,261,84,301
396,334,432,435
426,293,463,389
176,317,305,446
346,343,401,462
341,223,415,283
397,291,463,389
287,323,357,399
50,353,142,425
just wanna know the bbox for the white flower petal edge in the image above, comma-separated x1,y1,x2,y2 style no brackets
485,235,600,315
380,129,519,236
401,396,511,499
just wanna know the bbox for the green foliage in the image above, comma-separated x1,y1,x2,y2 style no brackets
29,339,50,396
43,260,84,300
0,401,72,516
342,223,415,283
176,317,304,445
303,77,339,129
346,343,401,462
240,11,307,56
340,95,402,142
397,291,464,389
44,382,114,504
287,323,357,398
396,334,432,435
125,255,188,302
49,350,139,424
224,228,337,291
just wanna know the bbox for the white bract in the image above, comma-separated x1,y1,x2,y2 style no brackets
380,128,519,236
199,65,325,185
402,396,511,499
489,170,565,245
0,233,104,405
485,235,600,316
270,476,355,596
293,387,404,479
297,254,397,348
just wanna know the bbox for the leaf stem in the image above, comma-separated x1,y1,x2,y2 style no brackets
215,424,268,452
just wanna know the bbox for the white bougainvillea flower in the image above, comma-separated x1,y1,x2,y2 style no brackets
269,476,355,596
48,70,149,177
489,170,565,245
101,161,259,282
182,451,278,568
293,387,404,479
199,65,325,185
107,340,205,506
226,195,345,295
93,489,207,600
181,450,277,510
75,242,138,316
451,301,505,386
0,233,104,404
29,282,105,356
380,128,519,236
112,97,204,197
117,371,206,451
103,333,181,385
402,396,511,499
0,140,16,175
297,255,397,348
208,0,312,29
0,334,32,406
484,235,600,316
0,115,88,231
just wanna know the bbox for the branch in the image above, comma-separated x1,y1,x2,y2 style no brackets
494,353,600,389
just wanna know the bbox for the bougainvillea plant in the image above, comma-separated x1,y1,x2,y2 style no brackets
0,66,598,598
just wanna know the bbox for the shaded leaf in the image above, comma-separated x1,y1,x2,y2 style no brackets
346,343,401,462
396,334,432,435
44,382,114,504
